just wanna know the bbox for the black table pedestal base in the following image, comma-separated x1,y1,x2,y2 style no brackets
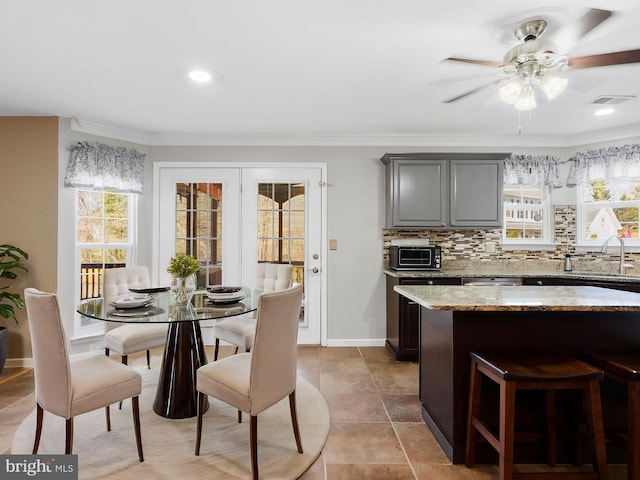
153,321,209,419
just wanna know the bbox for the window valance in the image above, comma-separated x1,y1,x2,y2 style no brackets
566,144,640,187
64,142,145,194
503,154,562,188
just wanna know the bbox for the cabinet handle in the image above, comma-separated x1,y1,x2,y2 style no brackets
408,301,418,305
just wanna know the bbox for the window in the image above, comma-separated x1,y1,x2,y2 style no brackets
257,183,305,285
502,184,552,246
577,178,640,246
175,183,222,288
75,189,135,336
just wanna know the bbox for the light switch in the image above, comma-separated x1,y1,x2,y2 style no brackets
329,239,337,250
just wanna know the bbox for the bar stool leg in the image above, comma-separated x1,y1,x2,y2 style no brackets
584,380,608,480
629,379,640,480
465,359,483,467
499,380,516,480
545,390,557,467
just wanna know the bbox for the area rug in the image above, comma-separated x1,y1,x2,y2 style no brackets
11,368,329,479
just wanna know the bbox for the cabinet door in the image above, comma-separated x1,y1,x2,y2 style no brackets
390,159,447,227
450,159,503,228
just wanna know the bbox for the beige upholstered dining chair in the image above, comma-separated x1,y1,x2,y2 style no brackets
24,288,144,460
195,284,304,480
212,262,293,361
103,266,167,369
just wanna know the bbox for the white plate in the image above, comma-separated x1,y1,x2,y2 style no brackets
206,292,245,303
110,298,153,309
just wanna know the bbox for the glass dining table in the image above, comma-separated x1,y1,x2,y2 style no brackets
77,288,260,419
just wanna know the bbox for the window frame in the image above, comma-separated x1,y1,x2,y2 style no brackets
73,189,137,338
502,183,554,250
576,178,640,250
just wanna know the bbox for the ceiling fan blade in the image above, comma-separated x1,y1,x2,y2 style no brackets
570,49,640,69
444,57,505,69
575,8,612,40
442,81,497,104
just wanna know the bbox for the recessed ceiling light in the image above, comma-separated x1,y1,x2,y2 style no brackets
594,108,615,116
188,70,212,83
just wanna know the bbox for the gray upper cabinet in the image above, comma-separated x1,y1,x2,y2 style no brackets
450,158,503,228
381,153,508,229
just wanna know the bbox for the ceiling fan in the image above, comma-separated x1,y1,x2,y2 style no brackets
439,8,640,110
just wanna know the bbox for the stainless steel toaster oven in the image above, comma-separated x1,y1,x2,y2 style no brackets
389,245,441,271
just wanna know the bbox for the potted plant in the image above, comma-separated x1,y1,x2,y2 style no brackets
0,244,29,374
167,253,200,306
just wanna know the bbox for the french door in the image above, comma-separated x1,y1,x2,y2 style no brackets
241,167,323,345
154,163,325,345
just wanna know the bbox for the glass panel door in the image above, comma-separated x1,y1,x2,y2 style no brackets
242,167,323,345
155,167,241,288
175,182,223,288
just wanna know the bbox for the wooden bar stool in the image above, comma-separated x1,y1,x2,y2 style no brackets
580,351,640,480
465,352,609,480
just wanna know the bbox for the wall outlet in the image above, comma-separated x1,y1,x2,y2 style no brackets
329,239,337,250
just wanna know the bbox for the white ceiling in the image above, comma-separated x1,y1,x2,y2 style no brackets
2,0,640,146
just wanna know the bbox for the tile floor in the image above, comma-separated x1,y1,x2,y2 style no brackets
0,346,625,479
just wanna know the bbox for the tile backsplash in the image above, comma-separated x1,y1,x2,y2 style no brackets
383,205,638,274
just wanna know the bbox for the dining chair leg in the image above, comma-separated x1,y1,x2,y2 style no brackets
146,349,151,369
214,339,220,361
65,418,74,455
32,403,44,454
132,396,144,462
106,405,111,431
195,392,206,455
250,415,259,480
118,356,128,410
289,391,304,453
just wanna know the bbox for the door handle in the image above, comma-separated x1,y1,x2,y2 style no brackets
309,267,320,273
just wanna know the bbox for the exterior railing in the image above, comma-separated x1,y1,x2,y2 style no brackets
80,263,125,300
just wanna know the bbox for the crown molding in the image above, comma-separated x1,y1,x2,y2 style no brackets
70,118,640,149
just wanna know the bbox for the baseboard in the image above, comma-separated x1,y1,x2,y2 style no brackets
3,358,34,368
325,338,386,347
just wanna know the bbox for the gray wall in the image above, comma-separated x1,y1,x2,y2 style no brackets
54,118,640,352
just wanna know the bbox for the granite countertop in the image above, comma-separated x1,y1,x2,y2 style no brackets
383,268,640,284
394,284,640,312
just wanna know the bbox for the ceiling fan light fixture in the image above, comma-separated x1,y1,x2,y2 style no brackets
538,74,568,100
498,78,523,104
514,88,537,111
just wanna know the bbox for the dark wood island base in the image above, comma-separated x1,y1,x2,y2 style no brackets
393,284,640,466
420,308,640,464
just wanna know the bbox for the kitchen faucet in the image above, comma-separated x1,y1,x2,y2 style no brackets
600,235,632,274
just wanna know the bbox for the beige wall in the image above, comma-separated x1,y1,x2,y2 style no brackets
0,117,58,361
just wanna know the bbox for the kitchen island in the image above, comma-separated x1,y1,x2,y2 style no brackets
394,284,640,464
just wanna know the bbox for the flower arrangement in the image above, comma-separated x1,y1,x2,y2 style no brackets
0,244,29,325
167,253,200,278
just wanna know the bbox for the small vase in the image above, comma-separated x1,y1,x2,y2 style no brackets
171,274,197,306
